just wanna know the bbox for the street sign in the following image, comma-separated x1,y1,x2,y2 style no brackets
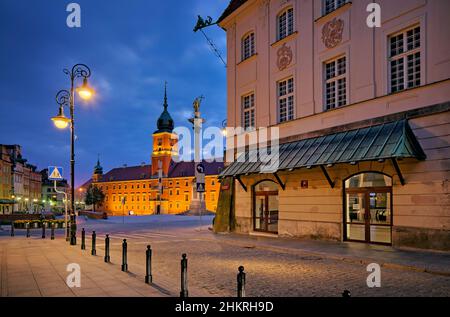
195,163,205,186
196,183,205,193
48,166,63,181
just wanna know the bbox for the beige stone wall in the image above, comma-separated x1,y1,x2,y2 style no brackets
233,111,450,249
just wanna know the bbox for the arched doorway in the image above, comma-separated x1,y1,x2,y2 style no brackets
253,180,279,234
344,172,393,245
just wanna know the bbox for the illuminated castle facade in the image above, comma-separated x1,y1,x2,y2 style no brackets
81,86,223,215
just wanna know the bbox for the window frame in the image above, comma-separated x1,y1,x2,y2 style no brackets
322,0,348,16
276,7,294,41
277,77,295,123
323,55,347,111
241,31,256,61
388,25,421,94
241,92,256,130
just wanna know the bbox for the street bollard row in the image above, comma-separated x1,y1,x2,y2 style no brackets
80,231,250,297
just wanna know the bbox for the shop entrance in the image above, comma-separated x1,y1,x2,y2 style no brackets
344,173,393,245
253,180,279,234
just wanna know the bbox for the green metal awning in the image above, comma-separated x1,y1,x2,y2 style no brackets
220,119,426,187
0,199,15,204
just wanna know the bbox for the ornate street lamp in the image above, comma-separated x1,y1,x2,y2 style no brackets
51,64,94,246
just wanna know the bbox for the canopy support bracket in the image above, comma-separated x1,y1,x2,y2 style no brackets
320,165,335,189
235,176,247,192
391,158,405,186
274,172,286,191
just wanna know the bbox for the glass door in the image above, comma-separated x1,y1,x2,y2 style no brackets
254,193,278,233
368,191,392,244
345,192,366,242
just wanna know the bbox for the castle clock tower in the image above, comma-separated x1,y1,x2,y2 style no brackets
151,83,177,177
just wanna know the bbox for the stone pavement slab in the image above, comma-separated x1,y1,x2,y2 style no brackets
208,232,450,276
0,236,168,297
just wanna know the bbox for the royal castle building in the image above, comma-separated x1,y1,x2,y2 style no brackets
216,0,450,250
81,87,223,215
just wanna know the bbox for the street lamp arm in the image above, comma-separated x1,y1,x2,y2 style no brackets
56,89,71,107
64,63,92,80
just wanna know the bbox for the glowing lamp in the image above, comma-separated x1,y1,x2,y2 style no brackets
52,106,70,129
77,77,94,100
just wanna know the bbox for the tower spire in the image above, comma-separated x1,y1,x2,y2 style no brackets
164,81,168,109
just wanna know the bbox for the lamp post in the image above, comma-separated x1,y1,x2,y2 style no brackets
51,64,94,246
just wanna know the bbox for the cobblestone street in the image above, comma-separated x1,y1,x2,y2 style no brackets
1,215,449,297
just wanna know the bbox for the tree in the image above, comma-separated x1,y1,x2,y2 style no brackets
84,184,105,212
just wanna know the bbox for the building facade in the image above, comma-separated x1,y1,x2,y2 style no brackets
0,144,42,213
217,0,450,250
81,88,223,216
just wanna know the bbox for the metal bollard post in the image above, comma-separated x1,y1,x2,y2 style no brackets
104,234,110,263
51,223,55,240
10,222,14,237
66,223,70,242
81,228,86,250
121,239,128,272
26,222,30,238
42,222,46,239
342,290,351,297
91,231,97,256
237,266,246,297
145,245,152,284
180,253,188,297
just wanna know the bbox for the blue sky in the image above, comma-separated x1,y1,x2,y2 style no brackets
0,0,228,186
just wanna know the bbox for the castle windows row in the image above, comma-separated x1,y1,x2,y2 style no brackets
240,24,421,127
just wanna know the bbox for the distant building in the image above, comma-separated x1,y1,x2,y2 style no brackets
79,86,223,215
0,144,42,213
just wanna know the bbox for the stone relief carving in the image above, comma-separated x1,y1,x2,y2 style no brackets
277,43,293,71
322,18,344,49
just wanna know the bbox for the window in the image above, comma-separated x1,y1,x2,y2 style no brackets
324,56,347,110
241,32,255,61
277,7,294,41
277,78,295,123
323,0,348,15
389,26,421,93
242,93,255,130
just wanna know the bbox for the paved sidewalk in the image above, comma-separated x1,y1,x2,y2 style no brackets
209,232,450,276
0,236,169,297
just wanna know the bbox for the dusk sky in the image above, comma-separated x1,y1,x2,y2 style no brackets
0,0,228,186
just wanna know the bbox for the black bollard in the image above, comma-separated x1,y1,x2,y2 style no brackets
91,231,97,256
10,222,14,237
121,239,128,272
42,222,46,239
237,266,246,297
180,253,188,297
104,234,110,263
342,290,351,297
81,228,86,250
26,223,30,238
145,245,152,284
51,223,55,240
66,222,70,242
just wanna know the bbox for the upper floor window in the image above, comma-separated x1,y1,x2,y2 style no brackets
277,7,294,41
242,93,255,130
241,32,255,61
324,56,347,110
277,78,295,123
389,25,421,93
323,0,348,15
